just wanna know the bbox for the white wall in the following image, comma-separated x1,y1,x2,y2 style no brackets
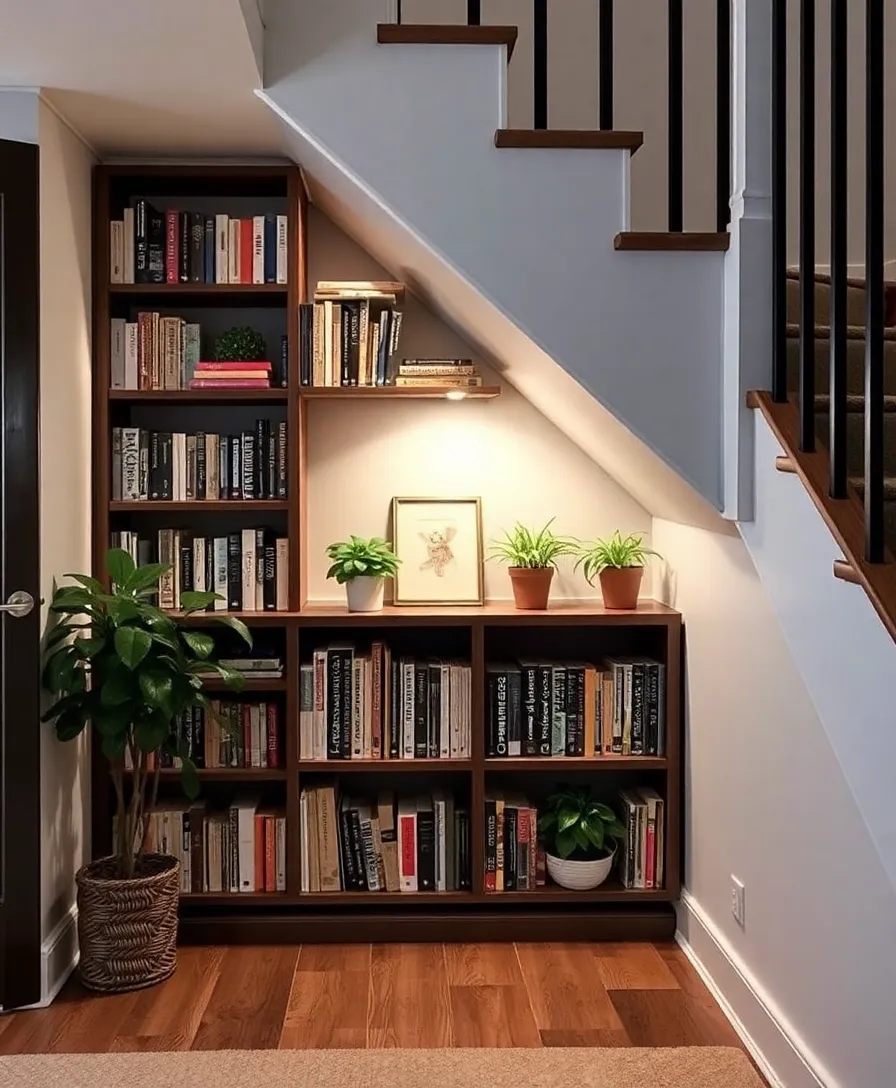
305,208,651,601
36,98,93,990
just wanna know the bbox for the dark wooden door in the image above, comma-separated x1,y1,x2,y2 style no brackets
0,138,42,1009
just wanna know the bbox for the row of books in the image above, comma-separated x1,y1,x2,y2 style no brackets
297,282,404,387
300,786,472,893
618,788,665,890
110,203,288,285
486,658,666,759
484,792,543,892
111,423,288,502
110,314,287,391
110,529,289,612
299,646,473,761
154,701,283,770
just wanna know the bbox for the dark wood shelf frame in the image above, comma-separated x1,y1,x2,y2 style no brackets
91,164,682,944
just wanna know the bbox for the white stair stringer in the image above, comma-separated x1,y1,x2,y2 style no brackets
260,0,726,513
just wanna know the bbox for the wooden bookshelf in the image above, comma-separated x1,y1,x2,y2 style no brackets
91,164,681,943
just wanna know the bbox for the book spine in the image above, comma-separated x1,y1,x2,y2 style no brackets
484,799,497,892
276,215,288,284
263,538,277,612
275,538,289,611
255,418,266,498
340,649,353,757
326,650,344,758
507,669,521,757
264,215,276,284
227,533,241,611
252,216,265,285
338,806,357,890
241,431,255,500
165,211,178,283
537,666,552,755
239,219,252,284
215,215,229,284
631,663,645,755
204,217,215,284
122,207,135,283
495,670,508,757
401,662,415,758
276,423,288,499
522,666,538,756
254,527,265,612
110,221,124,284
417,808,435,891
371,643,383,760
413,665,428,758
551,667,567,756
178,211,189,282
390,659,400,759
427,664,440,759
504,807,518,892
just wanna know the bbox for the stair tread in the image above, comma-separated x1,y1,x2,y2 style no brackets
786,268,896,290
787,322,896,341
815,394,896,412
496,129,643,153
614,232,730,252
849,477,896,501
377,24,518,60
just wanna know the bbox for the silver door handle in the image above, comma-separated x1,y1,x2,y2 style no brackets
0,591,35,618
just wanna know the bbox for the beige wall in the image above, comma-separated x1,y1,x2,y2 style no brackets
37,99,94,944
305,207,652,601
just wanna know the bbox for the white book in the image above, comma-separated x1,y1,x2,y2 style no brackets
172,433,187,501
299,664,313,759
401,661,415,758
213,537,228,611
351,657,364,759
120,427,140,500
241,528,256,611
275,538,289,611
110,221,124,284
193,537,206,595
462,668,471,757
235,797,260,892
440,663,451,758
448,666,460,758
433,791,447,892
323,300,334,386
215,214,229,284
122,207,135,283
228,219,240,284
276,214,288,284
275,816,286,892
255,530,265,612
252,215,265,284
124,322,138,390
300,793,309,892
397,798,417,892
250,704,261,767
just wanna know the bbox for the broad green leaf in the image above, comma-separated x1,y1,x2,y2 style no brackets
42,647,80,694
139,670,174,715
135,719,168,753
93,705,133,738
591,802,618,823
557,808,581,833
41,690,92,723
63,573,104,594
101,666,136,707
55,709,87,742
101,732,127,760
105,598,141,625
582,814,605,850
555,828,578,860
106,548,136,588
180,590,219,613
215,615,252,648
123,563,170,596
114,626,152,670
72,636,107,660
43,621,90,650
572,825,590,852
181,631,214,660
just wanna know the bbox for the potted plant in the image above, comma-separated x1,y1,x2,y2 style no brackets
214,325,267,362
537,787,627,891
488,519,576,610
325,535,401,613
41,548,250,993
575,530,661,610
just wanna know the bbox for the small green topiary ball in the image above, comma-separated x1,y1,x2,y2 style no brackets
214,326,267,362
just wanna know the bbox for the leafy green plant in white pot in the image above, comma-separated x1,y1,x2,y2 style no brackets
325,536,401,613
575,531,661,610
537,786,626,891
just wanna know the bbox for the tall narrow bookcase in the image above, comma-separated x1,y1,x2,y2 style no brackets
91,163,682,942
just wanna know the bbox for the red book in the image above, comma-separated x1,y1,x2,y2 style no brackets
188,379,271,389
264,814,276,891
239,219,253,284
253,812,265,893
266,704,279,769
195,361,272,371
399,811,416,888
165,211,178,283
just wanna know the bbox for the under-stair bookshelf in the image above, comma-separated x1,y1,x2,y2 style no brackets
90,163,682,942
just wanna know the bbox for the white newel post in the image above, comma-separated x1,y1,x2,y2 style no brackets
723,0,774,522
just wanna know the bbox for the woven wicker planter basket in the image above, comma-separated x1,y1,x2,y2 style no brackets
76,853,180,993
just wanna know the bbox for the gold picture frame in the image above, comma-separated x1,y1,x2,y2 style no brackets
391,497,484,606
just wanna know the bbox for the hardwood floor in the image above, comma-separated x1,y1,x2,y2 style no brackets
0,941,752,1060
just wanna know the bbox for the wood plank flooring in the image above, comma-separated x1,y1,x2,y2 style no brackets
0,941,754,1061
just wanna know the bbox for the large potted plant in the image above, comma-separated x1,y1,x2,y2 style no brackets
488,519,576,610
575,530,661,610
325,535,401,612
41,548,250,993
538,786,627,891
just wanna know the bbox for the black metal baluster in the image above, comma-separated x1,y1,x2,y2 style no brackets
798,0,816,451
467,1,480,25
716,0,731,232
772,0,788,402
829,0,848,497
865,0,885,561
534,0,548,129
397,0,402,25
599,0,614,130
668,0,684,231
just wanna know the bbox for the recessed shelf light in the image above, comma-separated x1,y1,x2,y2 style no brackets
445,390,467,401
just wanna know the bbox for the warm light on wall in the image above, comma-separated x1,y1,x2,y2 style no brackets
445,390,467,401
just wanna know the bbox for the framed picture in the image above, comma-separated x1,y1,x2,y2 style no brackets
391,497,484,606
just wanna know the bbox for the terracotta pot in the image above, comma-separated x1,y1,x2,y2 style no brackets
598,566,643,610
508,567,554,610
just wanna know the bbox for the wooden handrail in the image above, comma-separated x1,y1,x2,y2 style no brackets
833,560,861,585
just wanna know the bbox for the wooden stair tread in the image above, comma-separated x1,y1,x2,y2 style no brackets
814,394,896,412
786,267,896,290
614,232,730,253
377,24,518,60
787,322,896,342
849,477,896,501
496,129,643,153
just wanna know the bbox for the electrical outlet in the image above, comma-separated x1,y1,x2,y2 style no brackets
731,876,746,927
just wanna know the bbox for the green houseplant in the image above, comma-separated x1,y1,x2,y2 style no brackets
575,531,661,610
488,519,576,610
41,548,250,993
537,786,626,890
326,535,401,613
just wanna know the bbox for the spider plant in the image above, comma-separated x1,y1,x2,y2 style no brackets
488,519,576,570
575,531,661,585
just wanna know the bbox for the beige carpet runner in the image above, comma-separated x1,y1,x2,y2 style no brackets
0,1047,764,1087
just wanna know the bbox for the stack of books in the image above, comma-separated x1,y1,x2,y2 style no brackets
299,785,472,893
109,201,288,286
483,792,544,892
396,358,483,390
189,360,273,390
299,281,405,386
299,644,472,760
618,788,665,889
217,656,285,680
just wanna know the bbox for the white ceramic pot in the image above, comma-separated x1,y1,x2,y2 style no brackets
345,576,385,613
546,848,615,891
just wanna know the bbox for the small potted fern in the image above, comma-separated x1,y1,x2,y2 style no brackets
488,519,576,610
538,787,626,891
575,531,660,610
326,535,401,612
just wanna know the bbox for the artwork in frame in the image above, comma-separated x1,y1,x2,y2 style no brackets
391,497,484,606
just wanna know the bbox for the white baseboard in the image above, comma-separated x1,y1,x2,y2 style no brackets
20,904,79,1009
676,891,835,1088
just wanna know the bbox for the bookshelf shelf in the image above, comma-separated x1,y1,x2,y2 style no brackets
300,386,501,400
122,768,288,782
109,283,287,298
297,759,473,773
109,500,290,513
485,756,668,772
201,678,288,692
109,389,289,404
